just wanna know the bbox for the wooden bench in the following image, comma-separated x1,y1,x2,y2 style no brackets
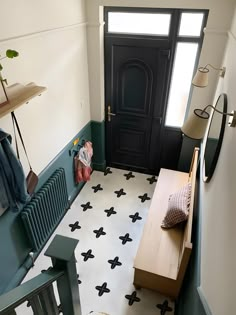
133,147,199,299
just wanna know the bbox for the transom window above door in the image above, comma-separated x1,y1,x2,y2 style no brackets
108,12,171,36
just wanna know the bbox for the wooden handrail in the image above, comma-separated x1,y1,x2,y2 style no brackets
188,147,199,178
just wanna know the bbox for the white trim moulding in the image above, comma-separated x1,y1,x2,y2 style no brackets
0,22,88,44
203,27,228,37
87,22,105,28
228,30,236,42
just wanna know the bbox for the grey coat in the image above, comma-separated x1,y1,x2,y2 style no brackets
0,129,29,214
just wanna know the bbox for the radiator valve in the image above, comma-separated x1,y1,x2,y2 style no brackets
29,252,35,267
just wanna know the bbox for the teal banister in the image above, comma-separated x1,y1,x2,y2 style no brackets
45,234,81,315
0,234,80,315
0,269,64,313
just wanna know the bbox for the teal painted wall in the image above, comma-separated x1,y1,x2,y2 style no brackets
0,120,105,294
176,137,206,315
178,136,201,172
91,120,106,171
0,206,31,294
176,184,206,315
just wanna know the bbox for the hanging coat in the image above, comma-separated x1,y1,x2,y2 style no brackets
0,168,9,216
0,129,29,213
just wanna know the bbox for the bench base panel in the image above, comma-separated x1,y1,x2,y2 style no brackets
133,268,181,299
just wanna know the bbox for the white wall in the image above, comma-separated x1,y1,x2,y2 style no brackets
0,0,90,174
86,0,235,121
199,5,236,315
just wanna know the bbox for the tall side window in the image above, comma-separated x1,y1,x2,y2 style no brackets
165,12,205,127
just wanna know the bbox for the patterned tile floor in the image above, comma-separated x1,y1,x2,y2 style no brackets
17,168,174,315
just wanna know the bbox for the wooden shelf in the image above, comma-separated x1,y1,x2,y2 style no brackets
0,82,46,119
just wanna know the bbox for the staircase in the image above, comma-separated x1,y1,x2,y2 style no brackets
0,235,81,315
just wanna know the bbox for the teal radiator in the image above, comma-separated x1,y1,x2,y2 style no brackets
21,168,69,251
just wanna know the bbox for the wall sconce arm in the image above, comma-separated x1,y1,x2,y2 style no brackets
203,64,226,77
201,104,232,116
200,104,236,127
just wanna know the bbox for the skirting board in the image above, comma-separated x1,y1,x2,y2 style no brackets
197,287,213,315
93,161,106,172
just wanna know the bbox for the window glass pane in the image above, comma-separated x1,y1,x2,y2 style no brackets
165,42,198,127
179,13,204,36
108,12,171,36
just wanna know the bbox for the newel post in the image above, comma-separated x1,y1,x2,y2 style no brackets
45,234,81,315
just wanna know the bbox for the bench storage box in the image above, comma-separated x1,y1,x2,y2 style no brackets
133,147,199,299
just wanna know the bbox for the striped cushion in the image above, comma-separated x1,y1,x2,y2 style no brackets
161,183,191,229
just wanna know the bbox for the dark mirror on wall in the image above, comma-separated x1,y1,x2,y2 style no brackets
203,93,227,182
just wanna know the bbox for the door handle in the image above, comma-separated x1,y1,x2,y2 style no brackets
108,105,116,122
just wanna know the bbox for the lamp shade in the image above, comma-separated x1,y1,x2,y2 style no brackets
192,67,209,87
181,109,209,139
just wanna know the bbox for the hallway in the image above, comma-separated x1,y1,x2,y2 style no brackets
16,168,174,315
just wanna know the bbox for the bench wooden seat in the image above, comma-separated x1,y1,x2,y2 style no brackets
133,148,199,299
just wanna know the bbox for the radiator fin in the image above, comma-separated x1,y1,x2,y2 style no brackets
21,168,69,251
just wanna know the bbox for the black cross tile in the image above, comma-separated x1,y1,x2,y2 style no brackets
138,193,151,203
147,175,157,184
92,184,103,193
81,249,95,262
156,300,173,315
129,212,142,223
104,207,117,217
114,188,126,198
81,202,93,211
108,256,122,269
119,233,132,245
104,168,112,176
95,282,110,296
77,274,82,284
125,291,141,306
69,221,81,232
93,227,106,238
124,171,135,180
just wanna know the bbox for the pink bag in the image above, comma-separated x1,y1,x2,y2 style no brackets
74,157,83,184
74,141,93,184
82,166,91,181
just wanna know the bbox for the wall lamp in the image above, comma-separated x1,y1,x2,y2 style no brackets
181,105,236,139
192,64,226,88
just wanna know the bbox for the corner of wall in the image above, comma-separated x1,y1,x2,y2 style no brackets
91,120,106,171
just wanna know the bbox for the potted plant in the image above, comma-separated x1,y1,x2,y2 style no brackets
0,49,19,106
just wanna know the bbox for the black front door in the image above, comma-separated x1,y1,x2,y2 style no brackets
105,37,170,174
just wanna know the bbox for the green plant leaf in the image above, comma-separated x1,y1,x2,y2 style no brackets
0,64,3,71
6,49,19,58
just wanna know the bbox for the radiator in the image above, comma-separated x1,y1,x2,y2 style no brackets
21,168,69,251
